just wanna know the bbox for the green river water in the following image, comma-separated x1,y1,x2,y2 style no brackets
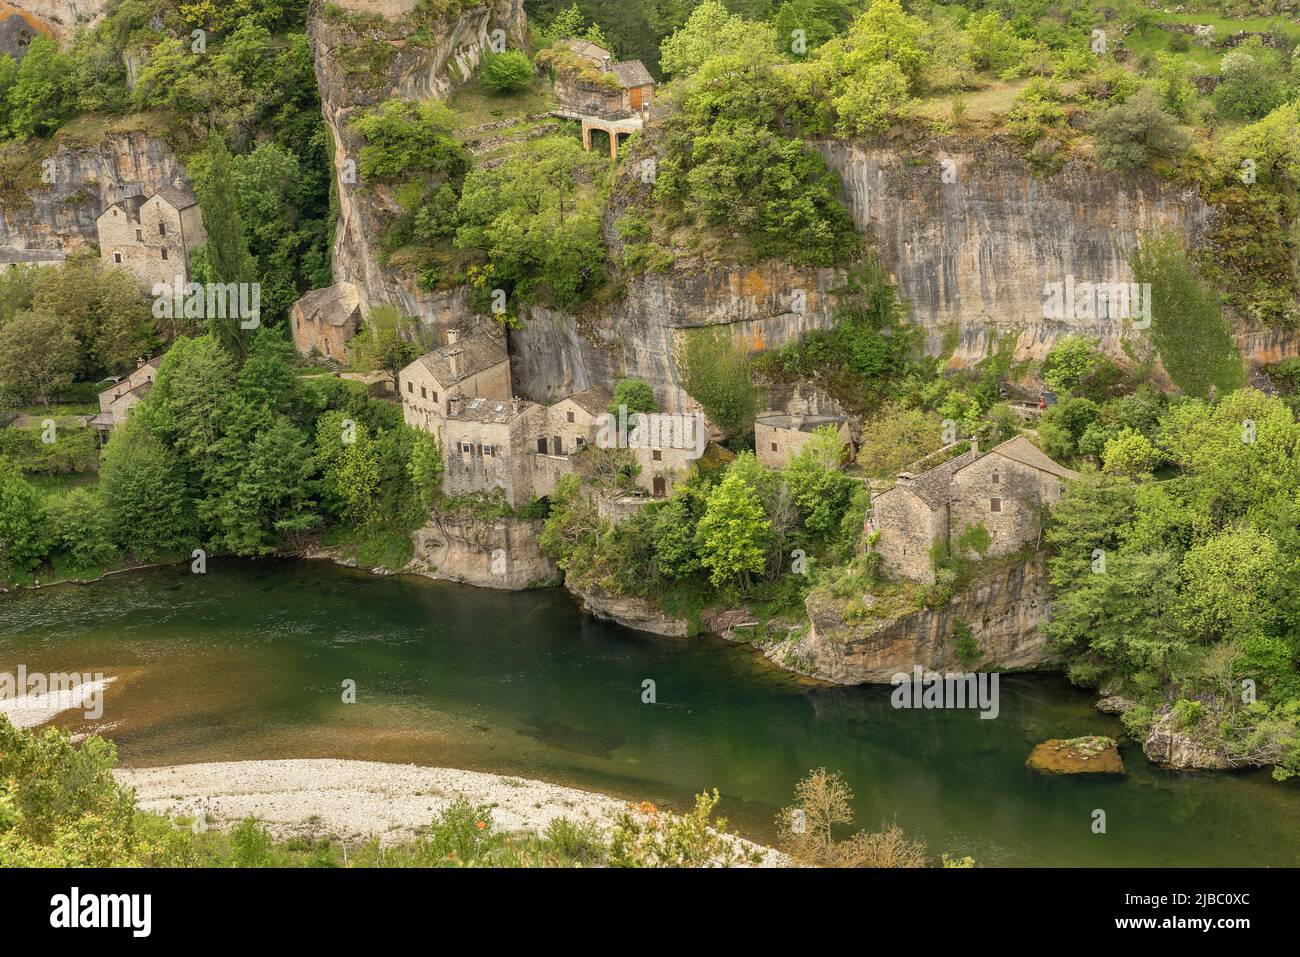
2,559,1297,866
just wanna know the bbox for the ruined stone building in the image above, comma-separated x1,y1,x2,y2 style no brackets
549,37,654,158
289,282,362,364
871,435,1079,583
398,328,513,437
87,356,162,445
754,412,854,469
443,396,548,507
95,185,205,288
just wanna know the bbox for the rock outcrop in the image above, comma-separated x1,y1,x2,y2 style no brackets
568,582,692,637
408,511,559,590
1027,735,1125,774
814,139,1215,366
1142,705,1238,770
773,556,1055,684
0,130,192,254
308,0,527,320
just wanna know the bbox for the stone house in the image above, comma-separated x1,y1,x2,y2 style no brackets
290,282,362,363
87,356,162,445
399,329,512,436
528,384,613,500
443,396,548,507
754,412,854,469
96,185,205,288
628,412,707,499
870,436,1079,583
550,38,654,158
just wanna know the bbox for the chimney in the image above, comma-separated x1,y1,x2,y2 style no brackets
790,413,804,431
510,396,520,414
896,472,915,485
446,328,459,345
602,55,611,72
448,394,462,417
970,437,980,456
136,356,144,369
448,349,462,380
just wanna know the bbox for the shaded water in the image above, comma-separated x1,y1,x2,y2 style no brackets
2,559,1297,866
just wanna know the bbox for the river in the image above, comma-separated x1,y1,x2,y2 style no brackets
2,559,1297,865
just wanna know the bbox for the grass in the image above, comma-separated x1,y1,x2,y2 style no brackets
320,520,417,570
446,77,558,129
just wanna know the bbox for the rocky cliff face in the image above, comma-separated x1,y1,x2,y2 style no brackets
5,0,104,37
408,511,559,589
815,139,1216,366
308,0,527,319
0,130,191,253
568,582,692,637
774,556,1055,685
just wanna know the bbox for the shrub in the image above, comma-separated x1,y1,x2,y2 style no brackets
1093,86,1189,172
479,50,534,94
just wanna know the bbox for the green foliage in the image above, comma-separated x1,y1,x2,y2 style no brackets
1040,335,1105,396
1101,428,1159,477
610,378,658,417
3,37,76,140
694,465,771,589
1093,86,1188,173
479,50,535,94
350,306,420,388
0,312,79,410
608,789,757,867
353,99,468,185
0,457,48,575
455,135,607,308
678,330,759,439
1212,41,1289,121
1130,232,1244,399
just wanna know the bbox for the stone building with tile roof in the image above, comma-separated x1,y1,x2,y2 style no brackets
871,436,1078,583
96,185,205,287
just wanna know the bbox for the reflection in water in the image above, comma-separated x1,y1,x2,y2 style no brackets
1,559,1298,866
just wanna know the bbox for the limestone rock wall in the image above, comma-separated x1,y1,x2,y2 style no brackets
6,0,105,36
308,0,527,322
777,556,1055,685
408,511,559,590
0,131,190,254
814,139,1216,367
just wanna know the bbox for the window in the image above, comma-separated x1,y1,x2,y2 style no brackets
990,498,1001,513
575,437,586,449
420,386,427,399
136,229,142,241
159,223,166,237
431,391,438,403
160,248,168,260
113,252,122,263
770,442,778,452
566,410,575,423
407,381,413,393
992,470,1000,485
484,445,494,457
537,437,548,454
652,449,662,461
460,442,473,454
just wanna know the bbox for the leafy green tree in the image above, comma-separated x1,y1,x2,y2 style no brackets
480,51,534,93
0,457,48,576
678,330,758,440
1213,43,1288,120
455,135,607,307
1041,335,1104,396
1177,527,1281,644
5,37,76,139
695,468,770,588
44,487,117,571
786,425,855,536
659,0,769,77
407,431,443,510
351,306,419,391
0,312,79,409
99,417,199,560
195,133,257,355
648,492,703,579
353,99,467,184
610,378,658,417
1094,86,1188,172
1102,428,1160,477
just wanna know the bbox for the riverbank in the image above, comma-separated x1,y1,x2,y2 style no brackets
113,759,784,865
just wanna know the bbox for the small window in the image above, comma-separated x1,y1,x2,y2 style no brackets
113,252,122,263
537,437,548,454
431,391,438,403
567,410,575,423
420,386,427,399
770,442,778,452
136,228,142,241
159,223,166,237
652,449,662,461
992,470,1000,485
990,498,1002,513
461,442,472,454
407,381,413,393
576,436,586,449
160,248,168,260
483,445,493,457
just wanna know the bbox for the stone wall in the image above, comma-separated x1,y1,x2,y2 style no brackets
777,555,1055,684
96,196,194,287
871,486,945,584
948,455,1062,559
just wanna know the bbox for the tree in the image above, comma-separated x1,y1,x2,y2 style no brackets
855,403,942,478
351,306,419,391
480,51,534,94
0,457,48,576
1177,527,1281,644
407,431,443,510
1093,86,1188,173
786,425,855,536
833,61,909,136
659,1,768,77
1102,428,1160,477
353,99,467,184
694,468,770,589
678,331,758,440
98,418,198,560
1041,335,1104,395
1213,43,1287,121
648,493,702,579
609,378,658,417
0,312,79,409
5,37,76,139
44,487,116,571
195,132,257,356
